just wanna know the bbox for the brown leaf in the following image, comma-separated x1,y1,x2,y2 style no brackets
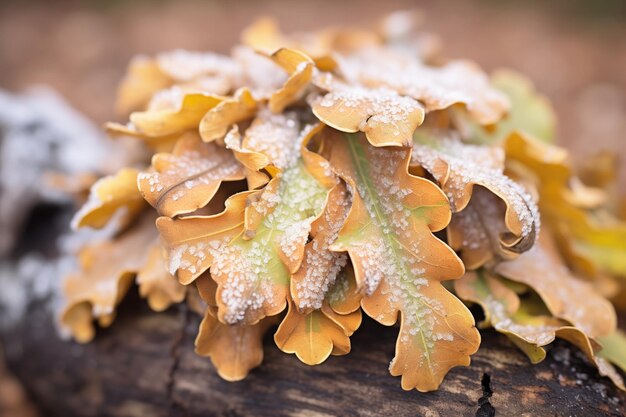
326,132,478,392
495,230,616,339
136,243,186,312
60,215,158,342
312,83,424,147
199,88,257,143
138,132,245,217
71,168,145,231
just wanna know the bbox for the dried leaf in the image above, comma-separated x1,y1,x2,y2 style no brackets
326,132,479,392
61,215,158,342
340,57,509,125
266,48,314,113
115,56,172,115
138,132,245,217
71,168,144,230
312,84,424,147
598,330,626,376
211,160,329,325
136,243,186,312
130,91,223,137
412,131,539,268
157,191,252,285
291,182,350,312
495,231,616,339
195,310,276,381
505,133,626,278
456,69,556,145
274,299,361,365
455,271,571,363
199,88,257,143
159,147,332,324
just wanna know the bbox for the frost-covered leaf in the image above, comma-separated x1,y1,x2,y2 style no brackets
291,182,350,312
116,49,244,116
115,56,173,115
157,191,252,285
104,121,181,153
326,132,478,392
136,242,186,312
158,127,333,324
199,88,257,143
412,131,539,268
340,56,509,125
495,231,616,339
238,108,303,171
266,48,314,113
455,271,577,364
276,268,362,365
505,133,626,279
60,215,158,343
71,168,145,231
312,84,424,147
210,161,329,325
456,70,556,145
138,132,245,217
129,91,223,137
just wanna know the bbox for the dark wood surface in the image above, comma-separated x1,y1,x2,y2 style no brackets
3,289,625,417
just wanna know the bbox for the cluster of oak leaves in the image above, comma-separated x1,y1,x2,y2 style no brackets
59,16,626,393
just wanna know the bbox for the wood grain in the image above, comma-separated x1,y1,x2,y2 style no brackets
2,290,625,417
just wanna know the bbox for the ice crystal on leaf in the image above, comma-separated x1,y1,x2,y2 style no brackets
58,13,626,395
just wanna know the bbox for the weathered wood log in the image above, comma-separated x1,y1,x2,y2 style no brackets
2,289,625,417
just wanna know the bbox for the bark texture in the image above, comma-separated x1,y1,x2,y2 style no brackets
2,291,625,417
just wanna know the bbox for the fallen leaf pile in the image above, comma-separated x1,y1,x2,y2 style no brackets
59,13,626,393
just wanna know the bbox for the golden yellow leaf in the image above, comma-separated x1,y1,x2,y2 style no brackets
325,132,479,392
60,215,158,343
412,131,539,268
195,309,276,381
115,56,173,116
455,271,572,364
274,299,360,365
158,125,333,325
71,168,145,231
129,91,223,137
495,231,616,339
312,83,424,147
339,56,509,125
504,133,626,279
598,330,626,379
156,191,253,285
138,132,245,217
199,88,257,143
291,182,350,312
136,243,186,312
455,69,556,145
104,122,180,153
266,48,314,113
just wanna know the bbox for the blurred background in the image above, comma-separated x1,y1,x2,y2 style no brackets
1,0,625,179
0,1,625,415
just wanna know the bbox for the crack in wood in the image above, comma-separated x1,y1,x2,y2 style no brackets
477,373,496,417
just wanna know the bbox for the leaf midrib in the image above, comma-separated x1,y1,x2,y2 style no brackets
345,134,434,373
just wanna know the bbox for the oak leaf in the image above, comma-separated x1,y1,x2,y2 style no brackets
412,130,539,268
325,132,479,392
138,132,246,217
312,83,425,147
61,215,158,342
494,230,616,339
199,88,257,143
504,133,626,279
71,168,145,231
